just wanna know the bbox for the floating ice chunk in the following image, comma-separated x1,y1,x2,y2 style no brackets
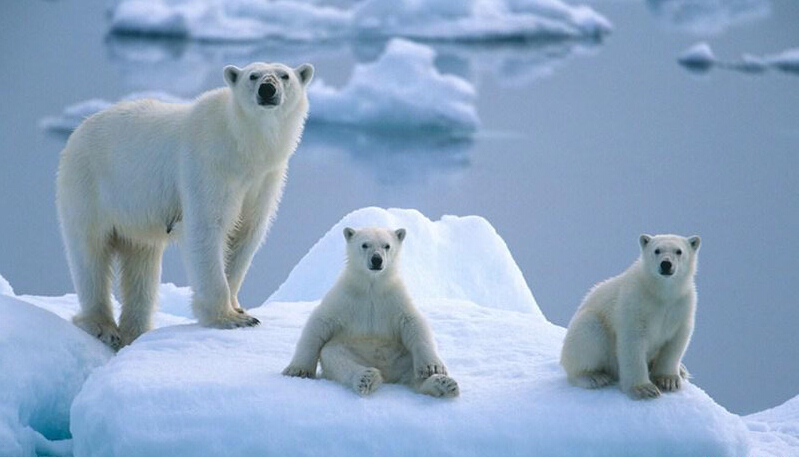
270,207,541,317
678,42,799,76
766,48,799,74
309,39,480,134
106,0,611,42
40,92,189,134
745,394,799,457
648,0,771,35
0,294,112,457
677,41,716,71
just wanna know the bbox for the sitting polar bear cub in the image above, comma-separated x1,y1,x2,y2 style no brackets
561,234,701,400
283,227,459,398
57,61,313,349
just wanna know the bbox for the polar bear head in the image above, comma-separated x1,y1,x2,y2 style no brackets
639,234,701,281
343,227,407,276
223,61,314,115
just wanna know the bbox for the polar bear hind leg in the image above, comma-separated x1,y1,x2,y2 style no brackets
321,341,383,396
64,229,121,350
118,239,165,346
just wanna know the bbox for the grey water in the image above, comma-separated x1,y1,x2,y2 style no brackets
1,0,797,415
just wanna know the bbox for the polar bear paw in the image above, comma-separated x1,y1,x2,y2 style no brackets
206,309,261,329
73,314,122,350
416,361,448,379
652,374,681,392
419,374,460,398
355,368,383,396
282,365,317,379
629,382,661,400
571,371,614,389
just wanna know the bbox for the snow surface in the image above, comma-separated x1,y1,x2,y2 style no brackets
309,39,479,134
107,0,611,42
678,42,799,75
43,40,479,135
2,209,797,456
746,394,799,457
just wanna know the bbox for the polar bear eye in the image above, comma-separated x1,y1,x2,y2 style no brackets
384,244,390,250
676,249,682,256
654,249,661,255
361,243,369,249
280,73,290,81
249,73,259,81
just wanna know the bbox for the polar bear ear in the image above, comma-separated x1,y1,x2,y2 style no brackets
639,234,653,250
395,229,406,242
223,65,242,87
295,63,314,87
688,236,701,251
343,227,356,241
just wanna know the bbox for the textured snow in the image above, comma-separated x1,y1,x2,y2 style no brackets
745,395,799,457
309,39,479,134
107,0,611,42
678,43,799,76
0,294,112,457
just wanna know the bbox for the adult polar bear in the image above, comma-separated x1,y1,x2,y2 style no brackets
56,62,313,349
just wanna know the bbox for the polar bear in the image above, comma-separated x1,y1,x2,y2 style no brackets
283,227,459,398
560,234,701,400
56,61,314,349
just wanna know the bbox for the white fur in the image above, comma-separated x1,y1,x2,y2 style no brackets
560,234,701,400
283,227,459,398
56,62,314,349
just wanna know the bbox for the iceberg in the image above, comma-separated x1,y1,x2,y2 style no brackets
647,0,771,35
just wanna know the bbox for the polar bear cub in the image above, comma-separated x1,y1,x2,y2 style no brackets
283,227,459,398
561,234,701,400
56,62,313,349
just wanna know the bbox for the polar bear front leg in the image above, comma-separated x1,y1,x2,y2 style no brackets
399,312,448,378
182,187,259,329
651,323,693,392
617,332,660,400
225,172,284,313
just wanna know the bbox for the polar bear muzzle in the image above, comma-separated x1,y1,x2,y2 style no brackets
257,76,280,106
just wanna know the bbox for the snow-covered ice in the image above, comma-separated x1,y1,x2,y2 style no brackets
107,0,611,42
309,39,480,134
0,288,112,457
2,208,798,456
746,394,799,457
678,42,799,76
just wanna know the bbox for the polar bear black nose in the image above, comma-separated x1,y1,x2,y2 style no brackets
370,254,383,270
660,260,673,275
259,82,276,99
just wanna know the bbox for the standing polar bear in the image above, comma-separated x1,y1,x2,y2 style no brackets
56,61,314,349
561,234,701,400
283,227,459,398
